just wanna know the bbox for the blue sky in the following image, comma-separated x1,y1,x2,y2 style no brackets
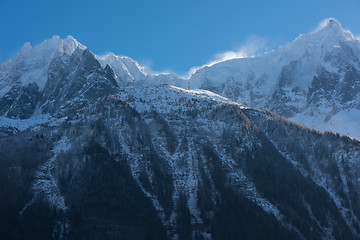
0,0,359,75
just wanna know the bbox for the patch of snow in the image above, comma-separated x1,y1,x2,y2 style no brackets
290,109,360,140
32,136,71,211
0,114,53,131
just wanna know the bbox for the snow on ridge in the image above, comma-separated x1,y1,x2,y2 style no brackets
17,35,85,61
96,52,150,85
289,109,360,140
169,85,242,106
190,17,359,87
311,18,356,40
0,35,86,91
0,114,53,131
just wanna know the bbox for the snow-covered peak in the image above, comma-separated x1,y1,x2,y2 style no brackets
188,18,360,139
326,18,342,30
12,35,86,73
62,35,86,55
315,18,344,33
315,18,354,39
0,35,87,91
290,18,356,49
16,35,85,62
191,18,360,88
96,52,150,85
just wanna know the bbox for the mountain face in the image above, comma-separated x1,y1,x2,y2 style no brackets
1,84,360,240
97,53,187,88
190,18,360,139
1,19,360,240
0,37,185,121
0,36,118,119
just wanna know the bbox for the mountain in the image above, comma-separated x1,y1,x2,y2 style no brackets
2,19,359,140
190,18,360,139
97,53,186,88
1,83,360,240
0,36,185,122
1,19,360,240
0,35,119,119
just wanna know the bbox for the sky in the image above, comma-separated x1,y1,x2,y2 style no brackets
0,0,359,75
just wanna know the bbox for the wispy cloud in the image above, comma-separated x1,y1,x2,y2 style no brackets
185,36,267,78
